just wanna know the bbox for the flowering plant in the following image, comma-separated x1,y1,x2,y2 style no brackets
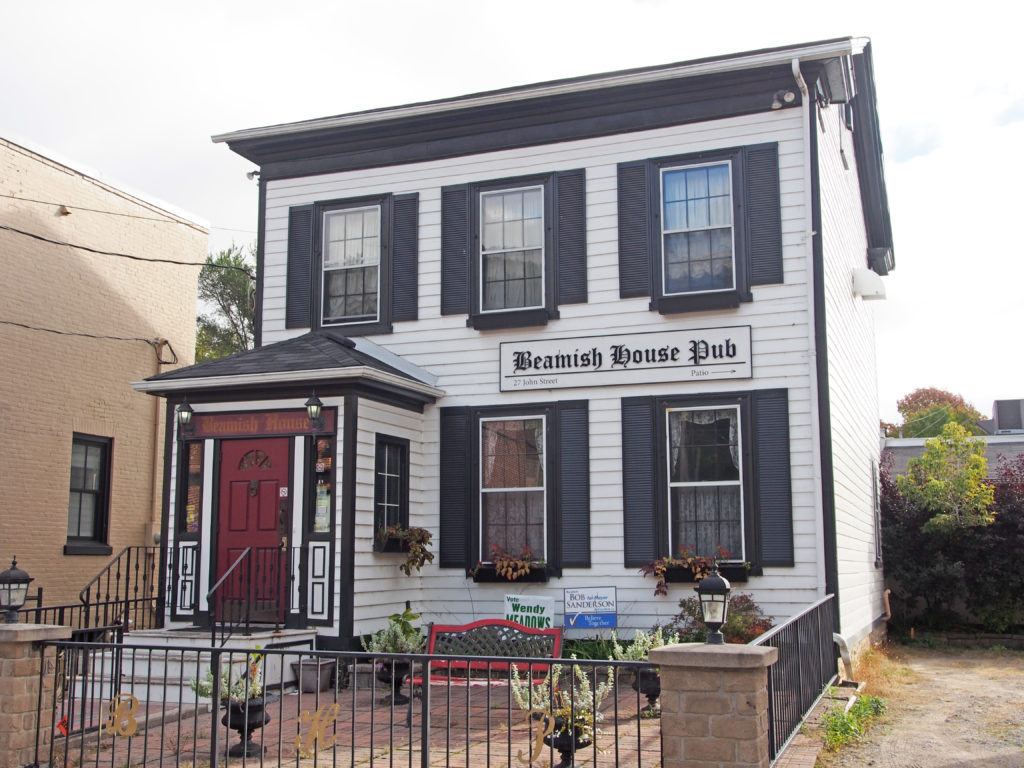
190,649,264,703
468,543,546,581
610,626,680,662
639,545,746,596
511,656,615,743
376,524,434,575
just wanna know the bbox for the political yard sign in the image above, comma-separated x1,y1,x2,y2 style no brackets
563,587,617,629
505,594,555,629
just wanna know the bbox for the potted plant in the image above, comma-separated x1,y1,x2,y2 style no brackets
610,627,680,715
375,524,435,576
511,657,614,768
639,545,750,596
361,605,425,704
469,543,547,582
190,649,275,756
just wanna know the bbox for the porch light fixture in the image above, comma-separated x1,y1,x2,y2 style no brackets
305,393,324,432
177,398,195,436
0,557,33,624
695,562,731,645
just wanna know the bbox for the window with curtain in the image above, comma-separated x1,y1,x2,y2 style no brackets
480,416,546,559
322,205,380,324
374,435,409,534
67,433,111,545
480,187,545,312
667,407,743,558
661,161,734,295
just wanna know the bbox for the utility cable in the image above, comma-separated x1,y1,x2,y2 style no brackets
0,224,254,279
0,319,179,364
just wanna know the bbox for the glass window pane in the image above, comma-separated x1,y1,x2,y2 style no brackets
687,198,709,229
346,268,363,293
506,279,524,308
363,208,379,235
522,189,542,219
524,251,543,278
78,494,96,538
504,221,523,249
663,170,685,203
525,277,543,307
482,419,544,488
483,194,504,224
708,164,730,195
664,201,686,231
484,281,504,311
687,167,709,198
505,192,523,220
483,223,504,251
523,217,543,247
506,253,525,279
364,266,378,292
70,443,86,488
67,493,81,536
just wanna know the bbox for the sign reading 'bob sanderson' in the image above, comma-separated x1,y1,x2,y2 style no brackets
499,326,751,392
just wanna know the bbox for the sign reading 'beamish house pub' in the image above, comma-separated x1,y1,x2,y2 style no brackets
499,326,752,392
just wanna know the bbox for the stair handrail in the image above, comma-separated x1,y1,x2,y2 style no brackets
78,545,159,633
207,547,253,646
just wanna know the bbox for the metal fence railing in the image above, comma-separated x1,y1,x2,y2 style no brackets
751,594,839,761
37,640,663,768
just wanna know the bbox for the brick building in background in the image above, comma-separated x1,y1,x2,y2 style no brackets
0,138,207,605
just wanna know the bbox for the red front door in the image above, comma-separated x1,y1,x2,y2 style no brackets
215,438,291,623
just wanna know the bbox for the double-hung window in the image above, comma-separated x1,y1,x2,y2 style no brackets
66,433,113,554
322,205,380,325
618,143,782,314
480,187,545,313
661,162,734,296
480,415,546,559
667,406,743,558
373,434,409,540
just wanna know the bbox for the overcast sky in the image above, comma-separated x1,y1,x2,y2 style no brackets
2,0,1020,424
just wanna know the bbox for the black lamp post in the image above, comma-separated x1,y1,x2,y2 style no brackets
305,393,324,432
695,562,731,644
177,397,195,437
0,557,33,624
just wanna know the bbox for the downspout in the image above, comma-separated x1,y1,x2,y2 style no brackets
792,58,829,601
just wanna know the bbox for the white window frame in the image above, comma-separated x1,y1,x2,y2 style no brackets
665,405,744,560
478,185,546,314
659,159,736,297
321,204,382,326
478,413,547,562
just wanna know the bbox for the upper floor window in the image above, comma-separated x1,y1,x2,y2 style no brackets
442,170,587,331
66,433,113,555
618,143,782,314
322,206,380,325
480,187,545,313
661,162,734,296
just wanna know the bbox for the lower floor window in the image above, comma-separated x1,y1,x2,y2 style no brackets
67,433,111,544
668,407,743,558
480,416,545,559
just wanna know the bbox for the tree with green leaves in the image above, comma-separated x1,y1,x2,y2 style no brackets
195,245,255,361
887,387,985,437
896,421,994,533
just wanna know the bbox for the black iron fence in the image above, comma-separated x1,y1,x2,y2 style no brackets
750,594,838,761
37,640,663,768
19,546,159,640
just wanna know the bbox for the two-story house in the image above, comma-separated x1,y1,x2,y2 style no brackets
134,37,894,652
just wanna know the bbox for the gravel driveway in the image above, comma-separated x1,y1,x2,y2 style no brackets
824,647,1024,768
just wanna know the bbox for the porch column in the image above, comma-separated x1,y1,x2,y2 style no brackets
0,624,72,768
650,642,778,768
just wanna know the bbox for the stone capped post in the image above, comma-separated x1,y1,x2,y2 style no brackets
650,642,778,768
0,624,72,768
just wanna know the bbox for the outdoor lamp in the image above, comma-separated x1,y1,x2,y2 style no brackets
177,398,195,436
0,557,33,624
695,562,731,644
305,393,324,431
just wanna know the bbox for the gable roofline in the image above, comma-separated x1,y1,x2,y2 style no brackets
212,37,863,145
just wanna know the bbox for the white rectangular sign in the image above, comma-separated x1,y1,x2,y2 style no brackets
563,587,617,629
500,326,752,392
505,594,555,629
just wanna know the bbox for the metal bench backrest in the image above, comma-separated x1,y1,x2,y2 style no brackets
426,618,562,675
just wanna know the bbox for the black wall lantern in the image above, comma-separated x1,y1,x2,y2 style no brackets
177,397,195,436
305,393,325,432
695,562,732,644
0,557,33,624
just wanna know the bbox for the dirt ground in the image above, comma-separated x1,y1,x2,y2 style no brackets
821,646,1024,768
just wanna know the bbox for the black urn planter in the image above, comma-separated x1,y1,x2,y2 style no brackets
631,668,661,715
375,660,411,705
543,717,591,768
221,695,277,757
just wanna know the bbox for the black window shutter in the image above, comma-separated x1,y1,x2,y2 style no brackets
391,193,419,321
745,143,783,286
752,388,793,566
557,401,590,568
441,184,470,316
621,396,658,567
556,169,587,305
285,205,314,329
617,161,651,299
439,407,470,568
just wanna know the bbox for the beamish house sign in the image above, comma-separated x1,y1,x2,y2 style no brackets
499,326,752,392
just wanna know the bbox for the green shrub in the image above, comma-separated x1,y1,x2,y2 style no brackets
562,636,617,660
658,592,773,644
820,694,886,751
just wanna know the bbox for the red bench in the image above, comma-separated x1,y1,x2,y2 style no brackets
409,618,562,689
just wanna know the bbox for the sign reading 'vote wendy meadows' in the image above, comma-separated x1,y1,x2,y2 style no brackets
499,326,752,392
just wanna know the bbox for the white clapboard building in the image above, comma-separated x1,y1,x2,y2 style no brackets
135,37,894,651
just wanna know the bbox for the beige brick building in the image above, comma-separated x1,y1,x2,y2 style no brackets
0,138,207,605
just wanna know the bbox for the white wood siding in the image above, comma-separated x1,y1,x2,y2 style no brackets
263,111,829,633
817,106,887,646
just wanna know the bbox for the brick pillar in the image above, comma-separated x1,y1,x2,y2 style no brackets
650,642,778,768
0,624,72,768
